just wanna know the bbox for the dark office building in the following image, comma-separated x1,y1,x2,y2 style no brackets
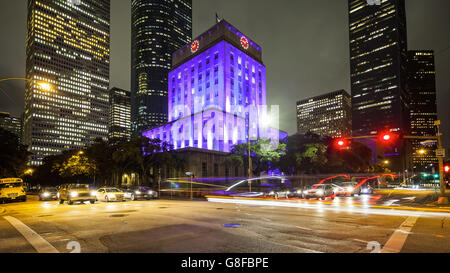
349,0,409,171
407,50,438,172
25,0,110,166
0,112,22,142
296,90,352,138
109,88,131,142
131,0,192,136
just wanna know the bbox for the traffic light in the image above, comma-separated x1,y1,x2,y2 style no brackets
445,165,450,173
378,132,399,145
334,138,350,150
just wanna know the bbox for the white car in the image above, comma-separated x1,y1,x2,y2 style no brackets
96,187,125,202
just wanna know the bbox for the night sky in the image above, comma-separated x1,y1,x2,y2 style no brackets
0,0,449,147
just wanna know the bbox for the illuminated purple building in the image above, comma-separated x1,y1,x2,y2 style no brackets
143,20,285,153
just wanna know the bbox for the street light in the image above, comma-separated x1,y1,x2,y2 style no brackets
0,78,53,92
417,149,426,155
25,168,34,176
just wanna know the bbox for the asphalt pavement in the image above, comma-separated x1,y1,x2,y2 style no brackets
0,195,449,253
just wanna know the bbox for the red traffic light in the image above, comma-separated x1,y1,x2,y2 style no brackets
445,165,450,173
378,132,398,144
334,138,349,149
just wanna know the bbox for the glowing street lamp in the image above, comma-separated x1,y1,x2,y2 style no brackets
25,168,34,175
418,149,426,155
0,78,53,92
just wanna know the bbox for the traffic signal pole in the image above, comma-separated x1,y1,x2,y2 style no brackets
339,124,448,204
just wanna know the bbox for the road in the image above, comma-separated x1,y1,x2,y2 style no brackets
0,195,449,253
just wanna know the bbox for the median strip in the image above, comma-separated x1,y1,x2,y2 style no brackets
3,216,59,253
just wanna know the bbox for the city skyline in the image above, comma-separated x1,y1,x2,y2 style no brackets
0,0,449,148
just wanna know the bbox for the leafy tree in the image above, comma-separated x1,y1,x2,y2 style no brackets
54,154,96,180
228,138,286,176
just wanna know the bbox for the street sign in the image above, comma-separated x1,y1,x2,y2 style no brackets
185,172,193,176
436,149,446,158
420,140,438,146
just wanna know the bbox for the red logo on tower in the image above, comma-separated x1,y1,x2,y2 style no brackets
191,40,199,53
240,37,249,50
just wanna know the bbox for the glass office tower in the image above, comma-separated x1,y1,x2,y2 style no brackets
407,50,438,172
131,0,192,136
109,87,131,142
349,0,409,170
25,0,110,166
296,90,352,138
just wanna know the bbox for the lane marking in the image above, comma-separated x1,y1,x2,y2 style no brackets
295,226,313,231
3,216,59,253
381,216,419,253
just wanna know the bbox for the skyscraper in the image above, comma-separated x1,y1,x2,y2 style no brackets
407,50,438,172
131,0,192,136
349,0,409,170
109,87,131,142
25,0,110,166
0,112,22,142
296,90,352,138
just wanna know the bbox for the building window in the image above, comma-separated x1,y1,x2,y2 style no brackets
202,162,207,177
214,164,219,177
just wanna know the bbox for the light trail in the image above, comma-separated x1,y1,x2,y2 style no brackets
206,196,450,219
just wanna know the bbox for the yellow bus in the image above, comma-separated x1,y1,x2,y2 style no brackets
0,178,27,203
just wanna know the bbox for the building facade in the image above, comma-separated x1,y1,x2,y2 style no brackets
109,87,131,142
0,112,22,142
143,20,286,154
25,0,110,166
131,0,192,136
348,0,409,171
407,50,438,173
296,90,352,138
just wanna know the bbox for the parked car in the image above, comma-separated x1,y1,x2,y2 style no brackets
302,184,335,200
96,187,125,202
335,182,361,196
59,184,96,205
121,186,159,201
38,187,59,201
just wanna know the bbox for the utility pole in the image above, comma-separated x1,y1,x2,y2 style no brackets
247,114,252,192
435,121,448,204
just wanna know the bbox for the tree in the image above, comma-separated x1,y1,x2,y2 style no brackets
228,138,286,176
54,154,96,181
0,128,30,178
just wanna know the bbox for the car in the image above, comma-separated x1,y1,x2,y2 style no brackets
121,186,159,201
96,187,125,202
335,182,361,196
38,187,59,201
287,187,304,198
302,184,335,200
58,184,96,205
360,185,374,194
263,187,293,199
